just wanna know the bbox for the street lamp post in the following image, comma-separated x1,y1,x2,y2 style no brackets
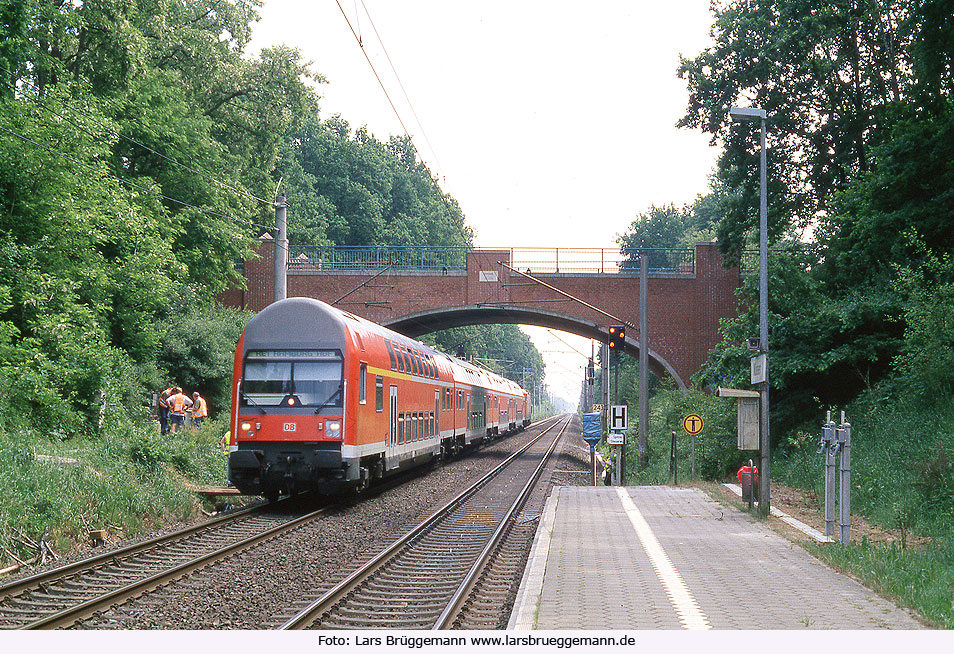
729,105,770,515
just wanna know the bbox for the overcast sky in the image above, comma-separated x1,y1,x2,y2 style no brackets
249,0,720,405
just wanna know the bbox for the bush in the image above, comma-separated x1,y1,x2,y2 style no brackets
156,290,251,415
622,388,743,484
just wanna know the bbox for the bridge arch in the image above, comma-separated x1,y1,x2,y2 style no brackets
384,305,686,390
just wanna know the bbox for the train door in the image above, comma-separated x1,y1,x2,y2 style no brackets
434,390,440,437
389,386,397,446
484,397,489,433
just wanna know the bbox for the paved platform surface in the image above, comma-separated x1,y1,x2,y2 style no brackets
509,486,925,630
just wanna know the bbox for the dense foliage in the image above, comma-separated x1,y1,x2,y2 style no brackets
663,0,954,431
0,0,486,436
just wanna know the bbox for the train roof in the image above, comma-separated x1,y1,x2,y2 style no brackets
246,298,527,397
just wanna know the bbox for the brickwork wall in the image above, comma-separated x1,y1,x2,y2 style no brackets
217,242,741,385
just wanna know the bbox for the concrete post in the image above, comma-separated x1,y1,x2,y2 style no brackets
639,251,649,470
274,192,287,303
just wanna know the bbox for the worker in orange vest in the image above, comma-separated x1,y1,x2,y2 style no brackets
168,387,193,434
191,392,208,429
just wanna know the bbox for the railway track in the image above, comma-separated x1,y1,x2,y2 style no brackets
0,497,334,629
278,415,572,630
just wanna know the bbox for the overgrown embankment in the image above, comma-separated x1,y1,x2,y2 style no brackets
0,419,228,573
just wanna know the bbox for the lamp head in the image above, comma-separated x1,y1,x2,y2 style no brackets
729,106,767,122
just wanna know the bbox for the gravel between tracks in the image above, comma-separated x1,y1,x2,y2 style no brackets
73,421,594,630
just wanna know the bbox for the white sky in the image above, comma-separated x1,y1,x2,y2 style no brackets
248,0,720,406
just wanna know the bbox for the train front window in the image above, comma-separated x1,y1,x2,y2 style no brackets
242,350,343,408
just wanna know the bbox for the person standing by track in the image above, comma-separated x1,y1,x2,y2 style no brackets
190,392,208,429
157,386,173,435
168,387,192,434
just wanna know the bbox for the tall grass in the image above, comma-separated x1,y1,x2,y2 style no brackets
0,419,229,565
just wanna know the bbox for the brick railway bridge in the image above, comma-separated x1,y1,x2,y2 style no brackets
218,241,743,389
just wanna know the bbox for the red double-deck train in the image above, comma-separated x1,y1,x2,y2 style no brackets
226,298,532,499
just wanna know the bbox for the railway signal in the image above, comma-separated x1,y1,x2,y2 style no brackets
608,325,626,350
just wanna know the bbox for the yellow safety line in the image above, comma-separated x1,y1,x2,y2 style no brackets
615,488,711,630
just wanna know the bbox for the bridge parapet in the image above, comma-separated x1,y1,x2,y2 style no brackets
219,241,740,388
282,245,696,275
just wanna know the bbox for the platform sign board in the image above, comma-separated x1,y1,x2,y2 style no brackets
581,412,602,449
610,405,628,432
751,354,767,384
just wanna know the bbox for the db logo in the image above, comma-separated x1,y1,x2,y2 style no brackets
283,423,297,432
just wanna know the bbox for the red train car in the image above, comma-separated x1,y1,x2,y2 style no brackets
226,298,531,499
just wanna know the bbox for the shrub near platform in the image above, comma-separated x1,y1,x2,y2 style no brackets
0,418,229,570
620,389,744,485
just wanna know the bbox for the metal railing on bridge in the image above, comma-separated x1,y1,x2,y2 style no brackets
510,248,694,274
288,246,468,271
284,246,696,275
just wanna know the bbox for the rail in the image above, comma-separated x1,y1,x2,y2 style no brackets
279,415,569,630
284,246,696,275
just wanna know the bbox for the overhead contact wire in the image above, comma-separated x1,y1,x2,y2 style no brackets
334,0,456,212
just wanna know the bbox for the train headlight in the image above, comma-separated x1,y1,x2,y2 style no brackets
241,422,252,432
327,421,342,438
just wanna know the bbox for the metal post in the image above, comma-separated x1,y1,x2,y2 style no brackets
824,411,836,537
614,348,623,482
671,431,678,486
274,192,288,303
602,343,609,436
758,115,771,515
639,252,649,471
615,444,621,485
691,433,696,478
589,341,595,413
590,445,597,487
839,412,851,545
747,459,755,510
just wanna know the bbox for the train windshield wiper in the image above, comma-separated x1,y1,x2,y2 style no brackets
313,386,342,414
241,392,267,415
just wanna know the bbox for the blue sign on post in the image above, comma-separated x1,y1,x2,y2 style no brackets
581,412,602,449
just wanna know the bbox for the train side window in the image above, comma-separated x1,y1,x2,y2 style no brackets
396,346,405,373
398,412,405,444
412,351,421,377
386,341,397,371
375,376,384,412
359,363,367,404
429,411,435,438
413,412,419,442
401,347,413,374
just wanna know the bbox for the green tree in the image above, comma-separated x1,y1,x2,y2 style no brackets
678,0,916,258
